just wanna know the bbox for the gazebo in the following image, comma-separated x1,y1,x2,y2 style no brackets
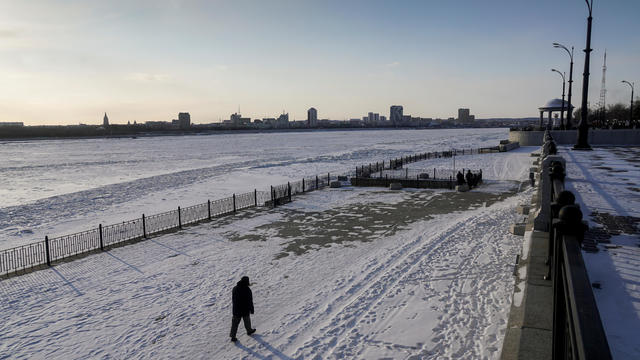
538,98,573,129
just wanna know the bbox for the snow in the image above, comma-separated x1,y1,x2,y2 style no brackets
0,129,537,359
0,129,510,249
562,146,640,360
0,183,532,359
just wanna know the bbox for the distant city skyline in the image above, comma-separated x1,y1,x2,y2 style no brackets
0,0,638,125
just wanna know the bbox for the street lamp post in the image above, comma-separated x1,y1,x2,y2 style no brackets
552,69,566,129
574,0,594,150
622,81,634,127
553,43,574,129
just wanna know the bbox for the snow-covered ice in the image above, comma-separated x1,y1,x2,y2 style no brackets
0,130,537,359
0,129,509,249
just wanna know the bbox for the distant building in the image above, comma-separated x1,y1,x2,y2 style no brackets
307,107,318,127
103,113,109,127
390,105,403,126
276,113,289,128
0,122,24,127
380,115,387,123
457,108,475,124
365,112,380,126
145,121,171,128
262,118,276,127
178,112,191,129
229,112,250,127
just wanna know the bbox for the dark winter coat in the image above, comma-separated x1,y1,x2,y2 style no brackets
465,171,473,186
456,172,465,185
232,278,254,316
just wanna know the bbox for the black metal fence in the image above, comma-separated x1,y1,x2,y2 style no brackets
0,143,504,278
542,134,612,359
365,168,481,181
357,147,497,178
0,183,327,277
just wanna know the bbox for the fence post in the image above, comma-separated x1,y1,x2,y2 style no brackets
287,182,291,202
99,224,104,251
178,206,182,229
207,200,211,220
45,236,51,267
316,175,319,189
405,168,408,179
233,194,237,213
302,178,305,192
254,189,258,207
271,186,275,208
327,173,330,185
142,214,147,238
434,168,436,179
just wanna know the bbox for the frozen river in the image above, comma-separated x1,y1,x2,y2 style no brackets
0,128,508,249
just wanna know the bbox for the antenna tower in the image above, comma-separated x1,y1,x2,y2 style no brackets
597,51,607,126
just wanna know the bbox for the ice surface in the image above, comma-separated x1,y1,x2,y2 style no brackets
0,128,512,248
0,129,537,359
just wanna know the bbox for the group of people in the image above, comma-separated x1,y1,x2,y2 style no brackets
456,169,482,189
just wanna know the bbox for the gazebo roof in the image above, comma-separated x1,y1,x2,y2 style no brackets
539,98,574,111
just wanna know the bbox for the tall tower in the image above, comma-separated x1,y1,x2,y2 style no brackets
103,112,109,127
597,51,607,126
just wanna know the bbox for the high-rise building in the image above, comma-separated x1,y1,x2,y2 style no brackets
457,108,474,124
307,107,318,127
178,112,191,129
390,105,403,126
103,112,109,127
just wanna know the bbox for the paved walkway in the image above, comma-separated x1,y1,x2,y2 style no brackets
563,146,640,359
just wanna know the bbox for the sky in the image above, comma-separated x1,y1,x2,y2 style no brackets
0,0,639,125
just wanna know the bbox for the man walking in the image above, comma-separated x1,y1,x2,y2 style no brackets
230,276,256,342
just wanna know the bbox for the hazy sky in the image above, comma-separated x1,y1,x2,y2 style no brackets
0,0,638,125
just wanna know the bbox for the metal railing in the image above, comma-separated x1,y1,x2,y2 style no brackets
0,174,334,277
544,141,612,360
1,142,508,278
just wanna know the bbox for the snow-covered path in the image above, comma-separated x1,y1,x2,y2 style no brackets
0,181,531,359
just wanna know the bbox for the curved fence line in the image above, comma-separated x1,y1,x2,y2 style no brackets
0,145,505,278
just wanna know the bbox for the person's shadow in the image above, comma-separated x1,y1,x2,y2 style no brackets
235,335,294,360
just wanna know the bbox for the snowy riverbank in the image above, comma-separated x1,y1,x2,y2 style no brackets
0,144,534,359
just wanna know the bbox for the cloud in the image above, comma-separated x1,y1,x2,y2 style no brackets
385,61,400,68
124,72,171,82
